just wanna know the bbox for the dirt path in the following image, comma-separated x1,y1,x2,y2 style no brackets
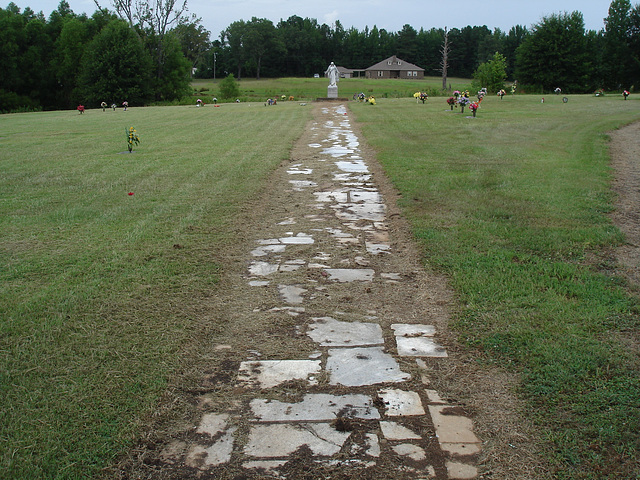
609,121,640,288
115,103,564,479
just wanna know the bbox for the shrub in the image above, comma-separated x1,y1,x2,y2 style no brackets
218,74,241,100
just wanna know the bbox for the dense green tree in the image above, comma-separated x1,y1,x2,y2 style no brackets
413,28,444,76
503,25,529,78
604,0,639,89
21,18,56,106
516,12,591,92
221,19,247,79
448,26,492,78
472,51,507,93
243,17,284,79
79,19,153,106
396,24,418,64
52,17,90,108
146,31,192,100
477,28,505,63
0,5,26,96
630,4,640,87
276,16,326,76
172,16,211,73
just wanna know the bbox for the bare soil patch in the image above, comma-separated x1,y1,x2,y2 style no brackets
608,121,640,290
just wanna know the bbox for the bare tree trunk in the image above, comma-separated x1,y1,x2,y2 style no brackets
440,27,450,91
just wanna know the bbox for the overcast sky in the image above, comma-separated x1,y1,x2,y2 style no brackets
13,0,612,38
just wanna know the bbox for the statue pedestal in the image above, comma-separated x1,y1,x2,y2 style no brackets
327,85,338,98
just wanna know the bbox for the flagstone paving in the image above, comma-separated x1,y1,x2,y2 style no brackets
158,104,481,479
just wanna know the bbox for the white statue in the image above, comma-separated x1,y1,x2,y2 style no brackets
326,62,339,86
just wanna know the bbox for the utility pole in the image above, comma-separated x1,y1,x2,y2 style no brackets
213,51,217,81
440,27,450,91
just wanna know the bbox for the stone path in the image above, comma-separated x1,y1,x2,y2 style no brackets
159,104,481,479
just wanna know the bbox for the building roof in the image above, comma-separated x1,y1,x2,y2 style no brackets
365,55,424,72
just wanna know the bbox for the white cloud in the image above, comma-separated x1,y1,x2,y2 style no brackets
322,9,339,26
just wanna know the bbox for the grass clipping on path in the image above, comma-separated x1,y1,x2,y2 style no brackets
350,94,640,479
0,102,310,478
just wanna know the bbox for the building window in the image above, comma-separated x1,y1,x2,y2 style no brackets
398,61,402,65
387,61,392,65
378,71,384,77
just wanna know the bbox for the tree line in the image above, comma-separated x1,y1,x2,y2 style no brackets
1,0,638,112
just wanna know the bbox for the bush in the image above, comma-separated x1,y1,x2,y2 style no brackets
0,89,41,113
471,52,507,95
218,74,241,100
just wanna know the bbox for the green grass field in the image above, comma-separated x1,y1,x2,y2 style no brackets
349,93,640,479
1,91,640,479
0,102,311,478
191,76,473,103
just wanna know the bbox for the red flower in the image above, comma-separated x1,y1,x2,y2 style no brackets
128,192,134,196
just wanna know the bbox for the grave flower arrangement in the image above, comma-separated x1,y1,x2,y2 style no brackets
498,89,506,99
458,95,471,113
623,90,630,100
414,92,428,103
469,101,479,117
101,101,107,111
447,97,457,110
126,126,140,153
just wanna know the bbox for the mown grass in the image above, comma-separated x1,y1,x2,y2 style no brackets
191,76,473,103
349,94,640,478
0,102,311,478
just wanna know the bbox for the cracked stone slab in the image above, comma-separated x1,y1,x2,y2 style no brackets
379,421,422,440
237,360,321,389
314,191,349,203
324,268,375,282
185,426,237,468
395,336,448,357
196,413,229,437
350,191,382,203
307,317,384,346
244,424,350,457
278,285,307,304
391,443,427,461
428,405,481,444
366,242,391,255
391,324,447,357
249,261,279,276
250,393,380,422
379,389,426,416
279,233,314,244
251,244,287,257
446,461,479,479
335,160,369,172
327,347,411,386
336,204,386,222
441,442,482,456
391,324,437,337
